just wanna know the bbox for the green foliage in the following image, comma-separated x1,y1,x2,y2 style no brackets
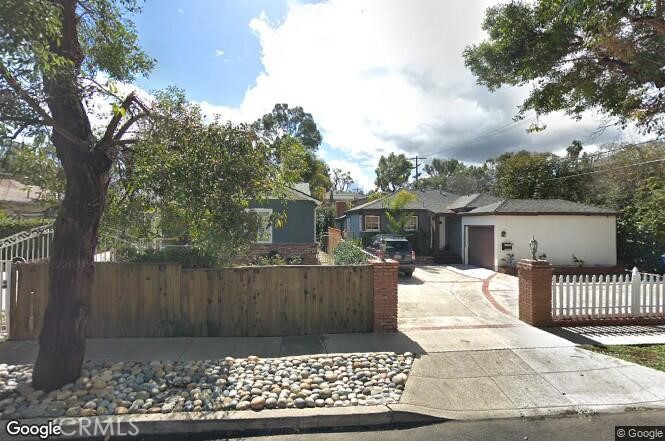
0,0,154,141
103,89,308,264
252,104,330,200
249,253,303,266
0,215,51,239
418,158,494,194
330,168,354,193
0,140,65,202
118,247,217,269
375,153,413,192
316,204,336,239
302,153,332,200
385,190,418,235
464,0,665,135
333,240,369,265
493,147,591,200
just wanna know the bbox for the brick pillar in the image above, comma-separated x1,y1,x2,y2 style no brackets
517,259,553,326
371,259,399,332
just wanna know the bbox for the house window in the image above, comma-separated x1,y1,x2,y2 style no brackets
247,208,273,243
363,215,380,232
405,215,418,231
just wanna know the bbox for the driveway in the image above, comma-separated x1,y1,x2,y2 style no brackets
395,265,665,419
398,265,572,352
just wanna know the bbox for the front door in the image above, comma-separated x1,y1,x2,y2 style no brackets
467,226,494,269
438,216,446,249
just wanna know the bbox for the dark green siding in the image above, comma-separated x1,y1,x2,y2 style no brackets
248,199,316,243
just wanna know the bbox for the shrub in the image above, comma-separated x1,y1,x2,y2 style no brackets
333,240,368,265
249,253,303,266
118,247,217,268
0,216,52,239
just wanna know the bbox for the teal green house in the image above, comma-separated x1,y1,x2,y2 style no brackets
244,183,321,265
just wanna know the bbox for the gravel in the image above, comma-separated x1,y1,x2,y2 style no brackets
0,352,413,418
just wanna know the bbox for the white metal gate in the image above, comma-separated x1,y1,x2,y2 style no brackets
0,261,12,339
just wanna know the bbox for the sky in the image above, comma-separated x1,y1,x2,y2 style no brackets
128,0,647,191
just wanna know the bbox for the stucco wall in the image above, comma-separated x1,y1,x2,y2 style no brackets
461,214,617,269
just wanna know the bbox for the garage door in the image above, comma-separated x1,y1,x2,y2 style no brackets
468,226,494,269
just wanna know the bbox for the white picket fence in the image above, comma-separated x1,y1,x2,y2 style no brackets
552,268,665,321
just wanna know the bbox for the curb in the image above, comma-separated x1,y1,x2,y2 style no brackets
0,405,442,440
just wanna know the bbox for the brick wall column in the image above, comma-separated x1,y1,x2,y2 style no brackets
371,259,399,332
517,259,553,326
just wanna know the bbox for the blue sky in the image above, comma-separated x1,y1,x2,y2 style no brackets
133,0,288,106
127,0,640,191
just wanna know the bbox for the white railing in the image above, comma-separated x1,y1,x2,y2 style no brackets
552,268,665,321
0,223,54,262
0,261,12,339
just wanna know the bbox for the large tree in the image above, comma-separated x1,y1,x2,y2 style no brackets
464,0,665,135
253,103,331,199
1,0,155,390
375,153,413,192
0,1,303,391
330,168,354,193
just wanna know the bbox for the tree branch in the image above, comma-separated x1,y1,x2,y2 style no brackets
113,112,148,140
0,60,89,150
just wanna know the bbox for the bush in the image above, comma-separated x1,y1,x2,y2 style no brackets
333,240,369,265
0,216,52,239
118,247,217,268
249,252,303,266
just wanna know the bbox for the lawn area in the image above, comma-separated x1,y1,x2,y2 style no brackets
583,344,665,372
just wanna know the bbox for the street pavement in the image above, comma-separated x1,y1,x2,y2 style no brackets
234,409,665,441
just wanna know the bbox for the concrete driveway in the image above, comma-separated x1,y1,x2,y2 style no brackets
398,265,573,352
395,265,665,419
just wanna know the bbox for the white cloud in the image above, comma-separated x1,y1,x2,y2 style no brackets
177,8,184,14
214,49,225,57
326,159,375,192
198,0,649,189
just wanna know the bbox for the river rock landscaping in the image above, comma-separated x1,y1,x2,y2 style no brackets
0,352,413,418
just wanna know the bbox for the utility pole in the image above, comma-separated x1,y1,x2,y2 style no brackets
409,155,427,186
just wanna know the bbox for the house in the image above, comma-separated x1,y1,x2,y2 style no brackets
324,190,367,217
342,189,618,270
243,183,321,265
0,178,52,218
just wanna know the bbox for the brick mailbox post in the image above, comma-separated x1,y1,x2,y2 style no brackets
517,259,553,326
371,259,399,332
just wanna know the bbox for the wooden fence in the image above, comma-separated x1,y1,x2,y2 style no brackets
9,262,375,339
551,268,665,321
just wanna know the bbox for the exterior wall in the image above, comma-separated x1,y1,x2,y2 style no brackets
462,214,617,270
444,216,462,255
248,199,316,243
346,209,432,251
239,243,319,265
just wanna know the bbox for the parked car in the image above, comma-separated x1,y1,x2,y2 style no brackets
366,234,416,277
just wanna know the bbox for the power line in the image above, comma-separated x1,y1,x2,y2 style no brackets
426,116,537,159
409,155,427,184
546,158,665,181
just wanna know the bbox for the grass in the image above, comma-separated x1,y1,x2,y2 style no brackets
583,344,665,372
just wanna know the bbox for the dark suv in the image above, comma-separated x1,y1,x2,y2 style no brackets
366,234,416,277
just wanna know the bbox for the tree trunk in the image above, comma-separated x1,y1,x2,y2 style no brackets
31,155,111,391
32,0,113,391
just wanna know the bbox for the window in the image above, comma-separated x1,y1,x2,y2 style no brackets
405,215,418,231
247,208,273,243
363,215,380,232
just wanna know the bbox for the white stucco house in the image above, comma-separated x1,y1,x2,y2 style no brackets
341,190,618,270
